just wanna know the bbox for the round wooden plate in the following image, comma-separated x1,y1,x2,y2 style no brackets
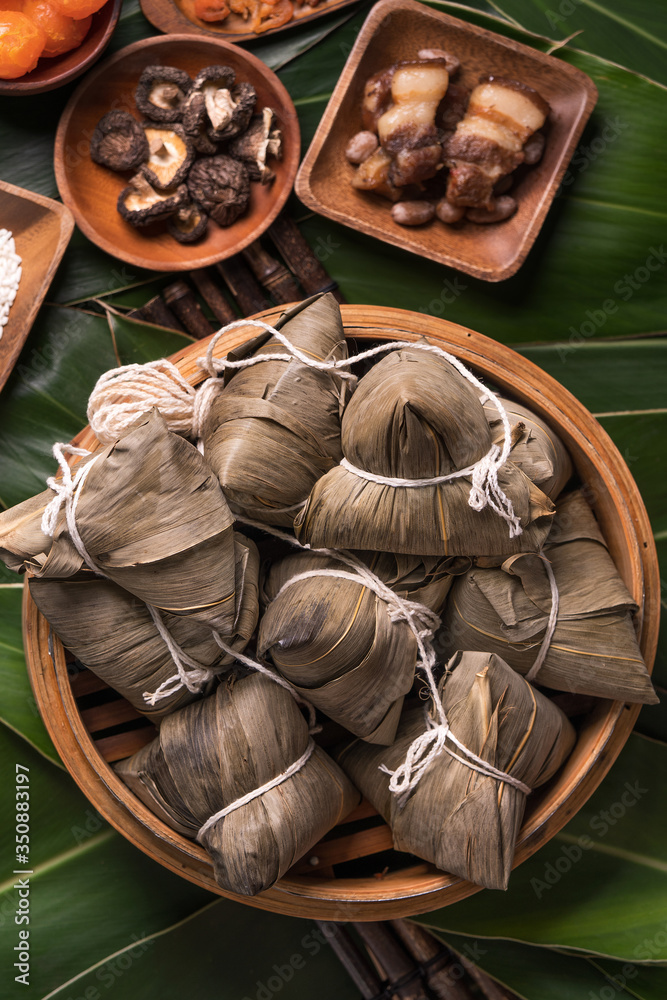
53,35,300,271
140,0,360,45
23,306,659,920
0,0,121,96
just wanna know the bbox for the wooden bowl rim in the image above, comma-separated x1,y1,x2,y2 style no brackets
23,304,659,920
295,0,599,282
53,34,301,271
0,0,122,96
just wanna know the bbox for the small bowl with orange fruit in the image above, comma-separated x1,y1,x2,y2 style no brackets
0,0,121,95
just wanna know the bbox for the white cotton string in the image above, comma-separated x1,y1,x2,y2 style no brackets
196,738,316,841
40,443,103,574
213,636,320,734
235,516,531,805
83,316,520,535
524,556,560,684
87,360,198,444
198,319,357,382
274,568,441,644
38,444,232,707
142,605,222,706
191,374,225,443
199,323,520,538
340,452,496,488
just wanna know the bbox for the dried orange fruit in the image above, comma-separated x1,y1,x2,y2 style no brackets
194,0,230,21
22,0,90,56
253,0,293,32
50,0,106,19
0,11,46,77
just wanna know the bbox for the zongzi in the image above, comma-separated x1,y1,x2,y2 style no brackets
28,532,260,720
438,490,657,703
116,672,360,895
201,293,350,525
482,395,573,500
295,347,555,556
337,650,575,890
0,409,239,635
258,549,451,744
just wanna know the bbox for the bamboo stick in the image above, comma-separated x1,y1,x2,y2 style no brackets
242,240,301,304
315,922,385,1000
191,268,237,326
163,281,216,340
353,922,428,1000
129,295,185,332
269,213,346,302
391,921,475,1000
216,257,268,316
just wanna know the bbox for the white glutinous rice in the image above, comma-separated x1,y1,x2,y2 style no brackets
0,229,22,342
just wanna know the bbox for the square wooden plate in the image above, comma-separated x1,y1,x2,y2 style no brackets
0,181,74,393
295,0,598,281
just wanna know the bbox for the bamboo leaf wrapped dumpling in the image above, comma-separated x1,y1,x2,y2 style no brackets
201,293,350,525
115,673,360,895
0,409,238,635
438,490,657,703
28,532,260,720
482,395,573,500
295,347,555,556
337,650,575,890
258,549,453,744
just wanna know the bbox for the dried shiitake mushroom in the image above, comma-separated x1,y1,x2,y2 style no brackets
92,60,282,244
167,200,209,243
228,107,282,183
90,111,148,173
182,91,219,155
187,155,250,226
117,174,188,228
135,66,192,123
192,65,257,142
142,124,195,191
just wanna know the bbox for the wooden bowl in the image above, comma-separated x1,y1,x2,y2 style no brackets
140,0,359,44
54,35,300,271
296,0,599,282
23,305,658,919
0,180,74,392
0,0,121,96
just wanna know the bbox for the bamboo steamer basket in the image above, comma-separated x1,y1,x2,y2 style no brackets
23,305,660,920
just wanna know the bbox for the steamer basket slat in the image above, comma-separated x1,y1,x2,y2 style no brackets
22,305,659,920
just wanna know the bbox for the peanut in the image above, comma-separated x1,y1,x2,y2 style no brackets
345,131,379,164
466,196,517,224
523,131,546,165
391,201,436,226
436,199,465,224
